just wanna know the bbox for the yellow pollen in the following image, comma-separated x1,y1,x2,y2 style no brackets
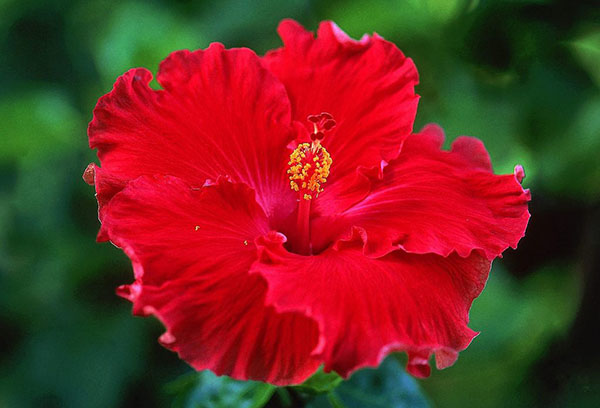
287,142,332,200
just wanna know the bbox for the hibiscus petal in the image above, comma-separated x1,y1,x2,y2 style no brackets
101,175,320,385
252,230,490,378
88,43,296,224
264,19,419,183
311,124,531,259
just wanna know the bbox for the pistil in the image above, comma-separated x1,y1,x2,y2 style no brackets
296,197,311,255
287,112,335,255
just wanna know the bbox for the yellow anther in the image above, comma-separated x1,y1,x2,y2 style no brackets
287,142,332,200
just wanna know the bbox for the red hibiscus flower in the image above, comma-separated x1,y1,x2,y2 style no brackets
84,19,530,385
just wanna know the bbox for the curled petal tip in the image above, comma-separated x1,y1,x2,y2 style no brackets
83,163,95,185
435,348,459,370
115,284,131,299
514,164,526,183
407,353,431,378
159,332,177,346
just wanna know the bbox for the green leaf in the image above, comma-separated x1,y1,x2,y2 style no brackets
167,371,275,408
326,0,470,41
539,96,600,199
0,89,83,163
90,1,205,87
293,367,343,395
569,28,600,87
307,357,429,408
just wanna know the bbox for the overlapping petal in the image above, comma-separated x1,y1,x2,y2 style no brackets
311,124,531,259
264,20,419,184
101,175,320,385
252,231,490,378
88,43,296,224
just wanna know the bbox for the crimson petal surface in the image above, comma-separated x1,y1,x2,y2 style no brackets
88,43,296,225
101,176,320,385
264,19,419,187
311,124,531,259
252,230,490,378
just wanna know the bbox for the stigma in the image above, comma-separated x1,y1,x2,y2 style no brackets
287,113,335,200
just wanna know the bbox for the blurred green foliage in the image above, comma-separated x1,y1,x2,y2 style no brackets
167,370,276,408
292,368,343,396
305,357,430,408
1,0,599,407
172,357,429,408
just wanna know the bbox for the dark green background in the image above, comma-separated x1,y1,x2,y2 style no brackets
1,0,599,407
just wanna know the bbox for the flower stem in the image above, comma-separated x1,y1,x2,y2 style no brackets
296,198,311,255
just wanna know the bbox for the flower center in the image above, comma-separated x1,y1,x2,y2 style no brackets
287,144,332,201
286,113,336,255
287,113,335,200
